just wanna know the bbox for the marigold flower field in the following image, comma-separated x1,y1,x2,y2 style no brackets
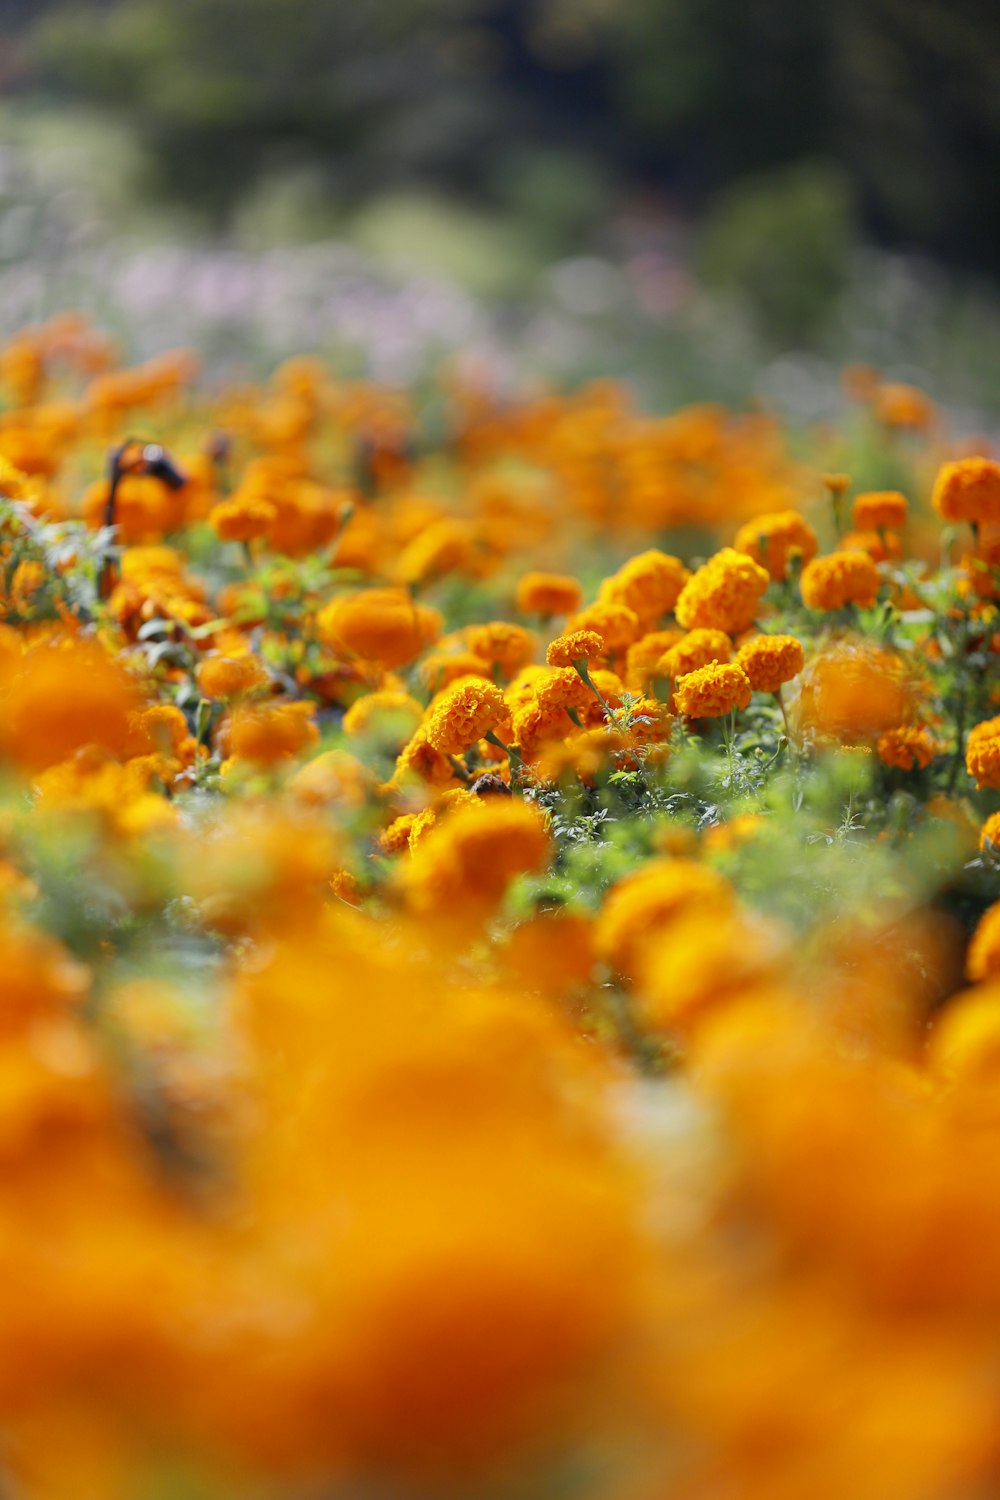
3,313,1000,1497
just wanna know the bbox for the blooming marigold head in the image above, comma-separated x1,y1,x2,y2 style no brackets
981,811,1000,856
932,458,1000,527
597,550,690,629
658,628,732,681
966,715,1000,789
209,493,276,543
851,490,908,532
876,725,938,772
733,510,818,582
967,901,1000,983
546,630,605,669
515,571,583,617
736,634,804,694
675,548,769,635
673,661,752,718
595,858,733,978
464,621,536,676
196,652,269,701
399,799,551,919
342,689,424,745
317,588,442,669
800,550,880,611
424,679,507,757
567,602,641,654
224,700,319,766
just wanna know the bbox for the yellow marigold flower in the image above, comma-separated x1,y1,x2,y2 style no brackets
546,629,605,668
342,690,423,742
966,716,1000,789
675,548,769,634
568,602,641,654
399,800,551,917
317,587,442,668
464,621,536,675
932,458,1000,526
595,857,733,978
597,549,690,629
208,493,276,543
967,902,1000,982
980,811,1000,854
702,812,766,854
876,725,938,771
515,571,583,617
658,628,732,680
0,634,141,772
424,678,507,756
852,490,908,531
674,662,752,718
736,633,804,694
196,652,269,701
800,550,880,611
733,510,818,581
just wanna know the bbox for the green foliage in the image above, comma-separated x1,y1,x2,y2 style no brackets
698,162,857,345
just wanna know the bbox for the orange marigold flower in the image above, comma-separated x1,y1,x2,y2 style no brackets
658,628,732,680
674,662,752,718
932,458,1000,526
981,811,1000,855
800,550,880,611
733,510,818,581
399,800,551,918
418,650,492,693
317,588,442,668
852,490,908,531
873,381,934,429
624,629,685,691
393,728,465,789
208,494,276,543
876,725,938,771
966,716,1000,789
515,571,583,617
225,700,319,766
736,634,804,694
797,641,913,744
546,629,605,669
196,652,269,701
512,698,572,758
967,901,1000,982
424,679,507,757
464,621,536,676
0,634,141,771
342,690,423,742
531,667,592,712
841,529,903,564
675,548,769,634
568,602,641,654
597,549,690,629
595,857,733,978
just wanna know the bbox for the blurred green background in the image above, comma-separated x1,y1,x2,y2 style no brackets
5,0,1000,408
